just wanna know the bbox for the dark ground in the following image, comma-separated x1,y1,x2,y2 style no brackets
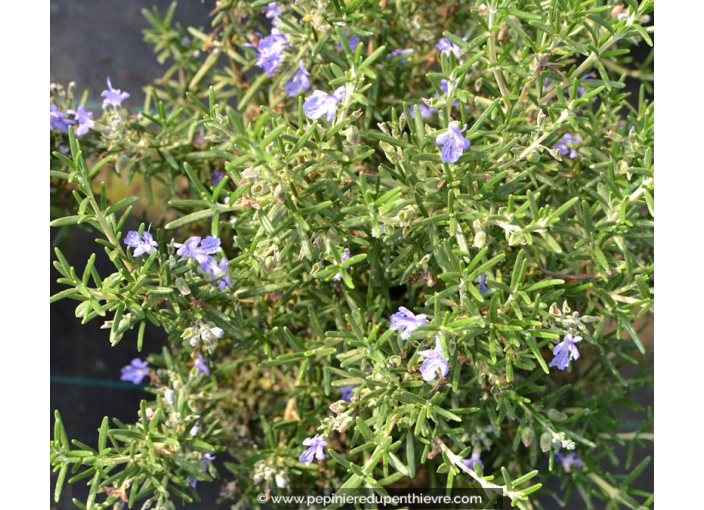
50,2,653,509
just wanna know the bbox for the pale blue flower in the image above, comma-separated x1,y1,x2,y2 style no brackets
176,236,221,264
211,169,224,186
285,60,311,97
186,476,197,488
417,336,449,382
436,37,461,59
175,236,203,259
101,77,130,108
436,120,470,164
255,28,289,76
50,104,75,132
200,452,216,472
303,87,346,122
390,306,427,340
555,452,582,472
194,355,210,377
462,453,484,472
200,256,232,290
264,2,281,20
549,334,583,370
474,273,487,293
436,79,460,107
337,31,361,51
552,134,581,159
339,385,358,402
200,236,222,255
70,105,94,136
124,227,158,257
299,435,327,465
120,358,149,384
408,103,437,120
332,248,351,281
387,48,414,63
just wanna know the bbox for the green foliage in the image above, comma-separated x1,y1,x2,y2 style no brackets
50,1,654,509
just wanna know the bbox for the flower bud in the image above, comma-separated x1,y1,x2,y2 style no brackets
473,230,486,249
540,432,551,452
547,408,567,422
526,151,540,163
345,125,360,145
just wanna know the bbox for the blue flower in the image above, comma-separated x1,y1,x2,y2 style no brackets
332,248,351,281
285,60,311,97
555,451,583,472
462,453,484,472
436,37,462,59
200,256,233,290
200,235,222,255
436,121,471,164
175,236,222,264
390,306,427,340
120,358,149,384
194,355,210,377
101,77,130,108
124,227,158,257
417,336,449,382
337,31,361,52
200,452,216,472
408,103,437,120
436,79,460,107
186,476,197,488
264,2,281,21
211,169,224,186
303,87,346,122
339,385,358,402
387,48,414,63
50,104,75,132
474,273,487,293
552,133,581,159
549,333,583,370
255,28,289,76
299,435,327,466
70,105,94,136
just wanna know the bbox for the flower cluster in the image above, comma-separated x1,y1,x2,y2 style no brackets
50,104,95,136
